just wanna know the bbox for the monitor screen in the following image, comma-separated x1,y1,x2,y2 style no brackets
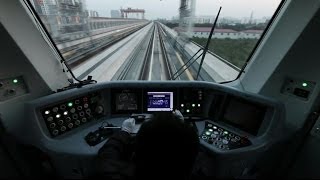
222,98,266,135
116,92,138,111
147,92,173,111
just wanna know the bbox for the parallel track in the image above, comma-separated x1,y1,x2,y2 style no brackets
74,23,153,80
76,22,194,82
64,23,149,68
116,25,155,80
139,25,155,80
115,22,186,81
157,23,173,80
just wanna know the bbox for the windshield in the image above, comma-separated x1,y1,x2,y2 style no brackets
27,0,283,82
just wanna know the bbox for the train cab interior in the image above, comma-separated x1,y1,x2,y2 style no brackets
1,0,320,178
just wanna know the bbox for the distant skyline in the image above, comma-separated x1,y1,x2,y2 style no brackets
86,0,282,20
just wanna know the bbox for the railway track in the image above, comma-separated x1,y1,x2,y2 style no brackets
61,23,149,68
73,22,195,82
139,24,155,80
157,23,173,80
115,25,155,80
115,22,181,81
72,23,154,80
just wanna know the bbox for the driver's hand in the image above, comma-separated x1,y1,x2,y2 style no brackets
121,118,135,134
173,109,184,122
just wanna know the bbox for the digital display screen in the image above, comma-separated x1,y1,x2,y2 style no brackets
222,98,266,135
147,92,173,111
116,93,138,111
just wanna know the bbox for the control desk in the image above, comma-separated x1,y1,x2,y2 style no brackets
23,81,286,178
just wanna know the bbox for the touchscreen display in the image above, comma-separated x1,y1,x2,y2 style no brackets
222,98,266,135
147,92,173,111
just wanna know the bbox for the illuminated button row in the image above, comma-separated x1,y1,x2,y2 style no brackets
45,107,92,137
180,103,201,107
45,104,89,115
180,103,201,114
44,105,91,118
42,94,103,137
202,122,252,150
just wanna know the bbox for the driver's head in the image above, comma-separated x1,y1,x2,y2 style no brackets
134,112,199,179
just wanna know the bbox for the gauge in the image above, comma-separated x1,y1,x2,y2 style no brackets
116,92,138,111
119,93,129,102
128,93,137,102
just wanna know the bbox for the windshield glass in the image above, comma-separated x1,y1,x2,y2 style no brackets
27,0,283,82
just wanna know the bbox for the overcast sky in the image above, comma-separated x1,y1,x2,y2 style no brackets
86,0,282,20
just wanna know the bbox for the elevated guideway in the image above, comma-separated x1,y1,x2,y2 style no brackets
57,19,149,65
70,22,240,83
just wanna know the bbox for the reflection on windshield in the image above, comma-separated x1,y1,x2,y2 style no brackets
27,0,282,82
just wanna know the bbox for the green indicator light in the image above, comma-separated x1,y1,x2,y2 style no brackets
192,104,195,107
302,82,308,87
205,131,211,135
68,102,73,107
186,109,190,113
13,79,18,84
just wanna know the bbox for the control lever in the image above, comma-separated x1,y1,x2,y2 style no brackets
85,123,120,146
131,114,147,124
130,114,154,123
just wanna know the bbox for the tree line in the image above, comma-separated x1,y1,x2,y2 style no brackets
164,22,268,31
192,37,258,68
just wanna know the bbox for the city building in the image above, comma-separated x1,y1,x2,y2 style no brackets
194,16,215,24
111,10,121,18
30,0,87,39
88,10,99,17
30,0,57,15
219,17,242,25
175,27,263,39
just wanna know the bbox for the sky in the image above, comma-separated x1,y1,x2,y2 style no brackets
86,0,282,20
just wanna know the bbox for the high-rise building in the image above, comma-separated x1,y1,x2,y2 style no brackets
29,0,57,15
111,10,121,18
30,0,88,38
89,10,99,17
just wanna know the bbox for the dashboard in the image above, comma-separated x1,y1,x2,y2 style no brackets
23,81,286,177
111,88,201,114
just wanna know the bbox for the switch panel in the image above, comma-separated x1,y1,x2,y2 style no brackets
40,93,104,137
200,121,251,150
0,76,29,102
179,88,203,115
281,77,316,101
310,116,320,140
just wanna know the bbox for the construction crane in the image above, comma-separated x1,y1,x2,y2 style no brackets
120,8,145,19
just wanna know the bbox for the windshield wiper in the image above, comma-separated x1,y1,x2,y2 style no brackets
170,7,222,80
195,7,222,80
57,75,97,92
23,0,97,92
170,49,203,80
